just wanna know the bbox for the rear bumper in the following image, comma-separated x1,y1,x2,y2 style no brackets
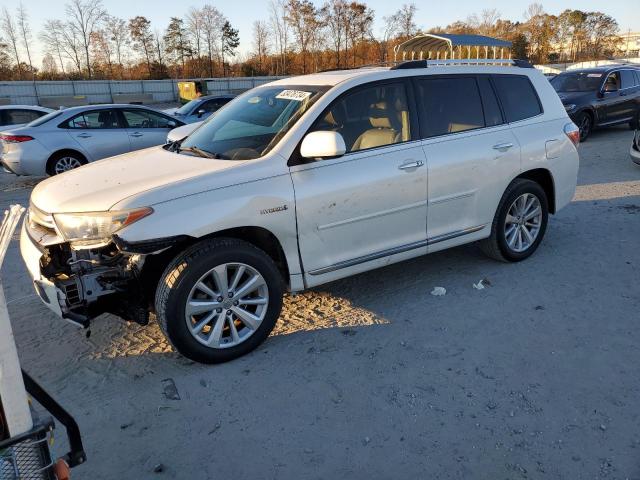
0,141,50,176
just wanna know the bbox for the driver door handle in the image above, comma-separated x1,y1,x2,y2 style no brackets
129,132,143,137
493,142,514,151
76,133,91,138
398,160,424,170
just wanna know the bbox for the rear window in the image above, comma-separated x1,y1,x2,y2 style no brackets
417,77,485,138
493,75,542,123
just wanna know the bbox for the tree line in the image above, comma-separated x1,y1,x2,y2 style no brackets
0,0,625,81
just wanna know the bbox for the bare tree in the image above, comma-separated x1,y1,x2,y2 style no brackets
1,7,22,78
285,0,320,73
270,0,290,75
186,7,204,75
467,9,501,35
321,0,347,68
104,16,129,76
395,3,418,38
40,20,70,76
17,3,34,76
252,20,270,73
201,4,225,77
65,0,106,78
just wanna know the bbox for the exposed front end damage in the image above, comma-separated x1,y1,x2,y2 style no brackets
22,203,187,328
40,242,150,327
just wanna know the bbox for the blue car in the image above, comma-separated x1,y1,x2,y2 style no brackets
164,94,236,124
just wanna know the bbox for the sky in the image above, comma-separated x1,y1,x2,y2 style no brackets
3,0,639,66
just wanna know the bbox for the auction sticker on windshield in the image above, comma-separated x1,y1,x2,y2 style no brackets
276,90,312,101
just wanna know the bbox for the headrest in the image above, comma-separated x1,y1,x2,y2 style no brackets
369,102,392,129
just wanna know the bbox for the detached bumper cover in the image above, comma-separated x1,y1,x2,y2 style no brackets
20,221,65,318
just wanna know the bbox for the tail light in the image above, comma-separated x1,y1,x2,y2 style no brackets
0,134,34,143
564,123,580,147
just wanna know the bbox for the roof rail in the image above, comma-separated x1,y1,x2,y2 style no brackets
390,58,534,70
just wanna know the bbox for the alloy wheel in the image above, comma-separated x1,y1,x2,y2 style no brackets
504,193,543,253
54,156,83,174
184,262,269,349
579,114,591,142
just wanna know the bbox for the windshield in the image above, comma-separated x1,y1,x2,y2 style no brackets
180,85,326,160
551,72,603,93
27,110,64,127
175,99,201,116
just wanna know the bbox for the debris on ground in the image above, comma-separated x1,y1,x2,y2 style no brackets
153,464,164,473
161,378,181,401
430,287,447,296
473,280,486,290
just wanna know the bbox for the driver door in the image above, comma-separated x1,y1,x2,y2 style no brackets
290,81,428,286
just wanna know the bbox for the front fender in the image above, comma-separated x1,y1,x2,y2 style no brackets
116,172,302,277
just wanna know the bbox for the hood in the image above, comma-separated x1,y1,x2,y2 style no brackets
556,91,593,105
30,146,240,213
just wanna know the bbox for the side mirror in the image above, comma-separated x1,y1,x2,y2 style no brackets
167,120,177,128
300,131,346,160
197,109,206,118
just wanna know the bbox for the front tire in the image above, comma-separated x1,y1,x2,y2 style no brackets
577,111,592,142
480,179,549,262
155,238,284,364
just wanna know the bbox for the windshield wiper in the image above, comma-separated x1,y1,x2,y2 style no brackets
179,145,216,159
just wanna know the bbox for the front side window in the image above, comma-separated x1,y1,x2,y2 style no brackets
65,110,120,129
180,86,325,160
122,109,174,128
417,77,485,138
493,75,542,123
604,72,621,91
310,83,411,153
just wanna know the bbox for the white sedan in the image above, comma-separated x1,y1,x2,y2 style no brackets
0,104,185,176
0,105,54,129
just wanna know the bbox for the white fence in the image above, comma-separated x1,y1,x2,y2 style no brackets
0,77,286,106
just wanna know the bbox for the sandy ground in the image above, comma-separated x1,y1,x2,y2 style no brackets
1,125,639,479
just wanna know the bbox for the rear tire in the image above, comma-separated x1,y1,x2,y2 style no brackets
480,179,549,262
46,151,86,176
155,238,284,364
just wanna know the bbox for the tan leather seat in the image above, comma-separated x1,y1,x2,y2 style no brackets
352,102,400,151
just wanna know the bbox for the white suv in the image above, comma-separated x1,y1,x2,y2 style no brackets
20,60,579,363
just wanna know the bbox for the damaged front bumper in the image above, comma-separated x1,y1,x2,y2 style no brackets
20,208,187,328
20,221,150,327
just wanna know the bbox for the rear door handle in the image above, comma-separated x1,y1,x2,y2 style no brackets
129,132,143,137
493,142,514,151
76,133,91,138
398,160,424,170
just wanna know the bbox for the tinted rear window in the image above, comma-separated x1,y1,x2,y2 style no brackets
417,77,485,138
493,75,542,123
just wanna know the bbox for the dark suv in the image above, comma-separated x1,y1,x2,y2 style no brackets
550,65,640,141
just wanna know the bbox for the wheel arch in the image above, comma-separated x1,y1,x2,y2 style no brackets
140,226,292,307
516,168,556,214
46,149,88,175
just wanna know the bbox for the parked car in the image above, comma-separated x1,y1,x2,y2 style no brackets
21,61,579,364
163,94,235,124
550,65,640,141
166,121,203,143
0,105,54,129
631,128,640,166
0,104,185,176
